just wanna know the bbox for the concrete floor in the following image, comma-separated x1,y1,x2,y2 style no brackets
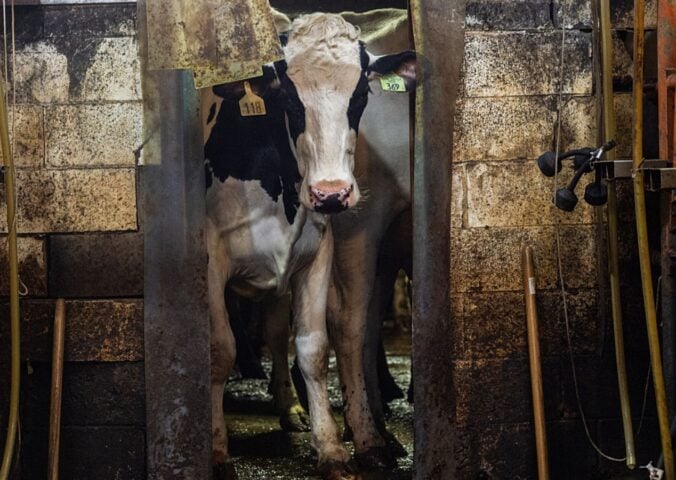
223,327,413,480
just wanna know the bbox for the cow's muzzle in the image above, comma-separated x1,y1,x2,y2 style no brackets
309,181,353,214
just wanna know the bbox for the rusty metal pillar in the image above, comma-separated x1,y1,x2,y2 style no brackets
658,0,676,414
410,1,466,478
138,2,212,479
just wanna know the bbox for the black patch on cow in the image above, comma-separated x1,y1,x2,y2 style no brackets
207,103,217,124
206,66,301,224
274,60,306,144
359,41,370,70
205,162,213,190
346,43,371,133
279,33,289,47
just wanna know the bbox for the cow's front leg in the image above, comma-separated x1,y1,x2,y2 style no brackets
259,295,310,432
292,226,355,480
209,259,238,480
328,237,394,470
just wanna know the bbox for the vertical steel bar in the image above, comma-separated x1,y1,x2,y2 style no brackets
410,0,466,478
599,0,636,468
634,0,675,476
138,2,212,479
0,55,20,480
48,299,66,480
657,0,676,417
521,246,549,480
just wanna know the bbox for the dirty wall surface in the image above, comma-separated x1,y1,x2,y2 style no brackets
0,0,663,479
451,0,661,478
0,3,145,479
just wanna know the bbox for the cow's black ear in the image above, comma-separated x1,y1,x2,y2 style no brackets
367,50,417,90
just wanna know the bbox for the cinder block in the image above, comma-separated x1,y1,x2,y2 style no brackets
546,420,600,478
454,96,556,161
13,42,70,104
44,4,137,38
0,236,47,296
0,299,143,362
465,0,552,30
611,0,657,29
553,0,592,29
464,160,595,228
451,164,465,228
463,31,592,97
77,37,141,102
45,103,142,168
462,289,600,359
451,225,598,293
23,362,145,427
49,232,143,298
0,168,137,233
19,426,146,480
3,105,45,168
455,358,561,426
559,95,597,153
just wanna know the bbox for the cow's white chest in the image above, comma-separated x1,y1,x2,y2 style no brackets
207,177,326,297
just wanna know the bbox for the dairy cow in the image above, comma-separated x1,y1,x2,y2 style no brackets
327,8,415,468
203,12,415,479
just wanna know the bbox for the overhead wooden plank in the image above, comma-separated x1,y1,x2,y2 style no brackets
410,0,466,478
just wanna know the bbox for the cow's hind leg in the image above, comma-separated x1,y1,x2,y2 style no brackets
260,295,310,432
292,227,355,480
209,262,238,480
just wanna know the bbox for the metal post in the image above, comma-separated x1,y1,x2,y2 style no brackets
410,1,466,478
138,2,212,479
657,0,676,416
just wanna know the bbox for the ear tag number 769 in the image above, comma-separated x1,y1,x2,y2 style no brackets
239,81,267,117
379,73,407,93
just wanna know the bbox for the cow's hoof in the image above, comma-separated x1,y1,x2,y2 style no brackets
319,460,360,480
213,461,238,480
355,446,397,470
279,404,311,432
383,430,408,458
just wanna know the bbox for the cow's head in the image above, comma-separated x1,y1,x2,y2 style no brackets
274,13,416,214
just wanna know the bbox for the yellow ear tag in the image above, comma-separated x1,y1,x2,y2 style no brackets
239,81,267,117
379,73,407,93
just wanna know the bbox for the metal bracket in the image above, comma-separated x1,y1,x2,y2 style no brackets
644,168,676,191
596,160,676,190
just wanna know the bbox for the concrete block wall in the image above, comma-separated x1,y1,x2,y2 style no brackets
0,1,661,479
452,0,661,478
0,4,145,479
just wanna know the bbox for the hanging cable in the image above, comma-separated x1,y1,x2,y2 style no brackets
552,2,626,463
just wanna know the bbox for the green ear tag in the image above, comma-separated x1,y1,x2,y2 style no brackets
379,73,407,93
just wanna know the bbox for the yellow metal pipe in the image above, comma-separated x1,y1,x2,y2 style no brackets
599,0,636,468
633,0,674,477
0,65,21,479
522,245,549,480
48,299,66,480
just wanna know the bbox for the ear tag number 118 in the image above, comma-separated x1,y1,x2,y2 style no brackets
239,81,267,117
379,73,407,93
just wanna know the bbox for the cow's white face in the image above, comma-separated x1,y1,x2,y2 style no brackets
277,13,415,214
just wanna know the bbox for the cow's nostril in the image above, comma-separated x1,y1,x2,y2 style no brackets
309,181,354,212
309,182,353,203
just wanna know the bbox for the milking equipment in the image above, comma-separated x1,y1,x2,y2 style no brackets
535,0,676,474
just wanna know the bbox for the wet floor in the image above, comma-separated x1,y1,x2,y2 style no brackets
223,326,413,480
